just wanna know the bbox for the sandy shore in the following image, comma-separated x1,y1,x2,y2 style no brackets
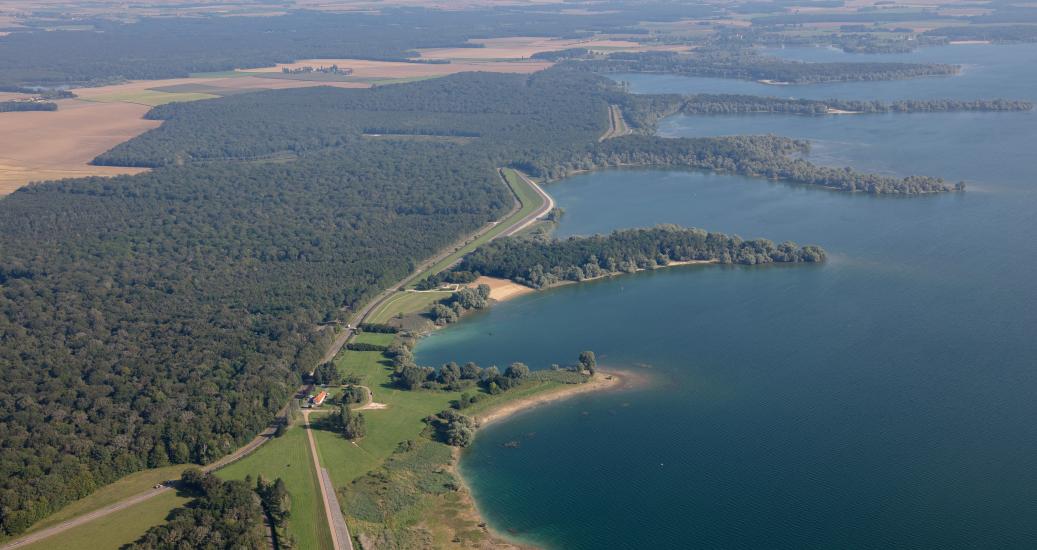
474,369,629,427
472,275,535,302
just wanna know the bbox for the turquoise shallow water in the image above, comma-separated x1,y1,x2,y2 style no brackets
416,44,1037,549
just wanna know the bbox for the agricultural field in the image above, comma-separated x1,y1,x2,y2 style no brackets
0,100,157,194
242,57,551,80
414,36,679,60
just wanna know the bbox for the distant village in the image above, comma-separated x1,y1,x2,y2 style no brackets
281,64,353,76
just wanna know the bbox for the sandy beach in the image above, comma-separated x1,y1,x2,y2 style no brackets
474,369,632,427
472,275,535,302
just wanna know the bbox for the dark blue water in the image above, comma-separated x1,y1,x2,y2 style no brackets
416,44,1037,549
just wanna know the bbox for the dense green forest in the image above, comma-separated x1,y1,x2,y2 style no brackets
0,101,57,112
0,69,965,538
562,50,960,84
0,143,511,536
458,226,826,288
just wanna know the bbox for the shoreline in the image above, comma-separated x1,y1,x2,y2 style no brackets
447,369,638,549
482,259,718,303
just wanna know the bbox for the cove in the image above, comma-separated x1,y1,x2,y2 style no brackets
415,43,1037,549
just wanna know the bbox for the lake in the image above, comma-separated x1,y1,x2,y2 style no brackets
416,44,1037,549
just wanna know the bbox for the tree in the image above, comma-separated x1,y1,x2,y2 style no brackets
505,362,530,379
340,385,366,404
338,404,366,440
578,351,597,374
313,362,340,386
460,362,482,380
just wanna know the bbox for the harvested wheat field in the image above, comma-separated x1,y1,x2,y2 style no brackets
416,36,658,60
0,100,158,195
244,58,551,79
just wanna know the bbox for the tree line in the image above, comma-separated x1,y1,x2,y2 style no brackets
560,49,960,84
0,100,57,112
674,95,1032,115
458,225,825,289
526,134,964,194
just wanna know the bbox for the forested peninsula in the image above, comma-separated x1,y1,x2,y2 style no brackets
458,226,825,289
669,95,1032,116
530,134,964,194
557,49,960,84
0,68,957,538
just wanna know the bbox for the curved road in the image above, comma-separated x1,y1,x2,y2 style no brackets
0,168,552,550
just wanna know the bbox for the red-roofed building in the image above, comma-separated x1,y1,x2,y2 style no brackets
311,390,328,407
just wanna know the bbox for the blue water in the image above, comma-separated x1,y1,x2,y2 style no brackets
416,44,1037,549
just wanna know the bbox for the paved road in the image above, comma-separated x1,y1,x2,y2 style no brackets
0,167,553,550
304,411,354,550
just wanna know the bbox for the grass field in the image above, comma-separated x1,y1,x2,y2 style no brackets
367,290,452,324
23,490,190,550
21,464,190,536
217,419,335,550
406,168,544,288
84,90,219,106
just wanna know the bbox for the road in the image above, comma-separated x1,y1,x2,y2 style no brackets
304,411,354,550
0,167,552,550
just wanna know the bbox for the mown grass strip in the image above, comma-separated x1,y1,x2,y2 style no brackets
406,168,543,289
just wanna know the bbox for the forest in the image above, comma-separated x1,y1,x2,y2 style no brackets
0,68,965,538
0,100,57,112
562,49,960,84
457,226,826,288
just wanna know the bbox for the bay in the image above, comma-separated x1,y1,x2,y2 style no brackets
416,44,1037,549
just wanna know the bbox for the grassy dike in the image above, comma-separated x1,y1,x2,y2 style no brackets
406,168,544,290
